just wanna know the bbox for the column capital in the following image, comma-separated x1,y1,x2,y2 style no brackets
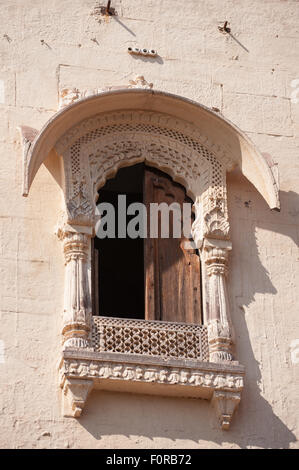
203,238,232,276
203,238,232,250
56,222,93,240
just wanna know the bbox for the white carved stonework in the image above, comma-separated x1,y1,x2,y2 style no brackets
57,227,93,349
17,126,39,196
59,87,111,108
203,238,234,362
62,378,93,417
59,348,244,426
92,316,209,361
212,390,241,430
57,314,244,427
59,88,81,109
204,206,230,240
55,110,231,241
128,75,153,89
59,76,153,109
208,320,233,363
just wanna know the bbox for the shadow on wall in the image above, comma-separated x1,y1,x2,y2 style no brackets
75,178,298,449
228,175,299,448
228,174,299,309
77,383,296,448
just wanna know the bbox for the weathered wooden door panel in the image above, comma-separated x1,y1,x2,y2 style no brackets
144,166,202,324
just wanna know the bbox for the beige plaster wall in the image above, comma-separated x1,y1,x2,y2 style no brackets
0,0,298,448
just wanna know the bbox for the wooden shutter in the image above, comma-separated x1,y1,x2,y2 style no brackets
91,237,100,316
144,166,202,324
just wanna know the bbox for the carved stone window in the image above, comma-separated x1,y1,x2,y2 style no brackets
19,86,279,429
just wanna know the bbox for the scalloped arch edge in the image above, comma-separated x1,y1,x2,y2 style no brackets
19,89,280,210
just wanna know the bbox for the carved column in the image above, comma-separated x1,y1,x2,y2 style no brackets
192,188,234,363
203,238,233,362
58,228,92,349
191,187,242,427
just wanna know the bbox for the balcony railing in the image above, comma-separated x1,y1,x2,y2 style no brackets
91,316,209,362
61,316,244,428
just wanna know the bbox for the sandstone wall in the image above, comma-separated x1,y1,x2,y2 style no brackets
0,0,298,448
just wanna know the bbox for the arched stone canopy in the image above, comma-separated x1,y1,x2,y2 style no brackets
54,109,230,244
23,89,279,211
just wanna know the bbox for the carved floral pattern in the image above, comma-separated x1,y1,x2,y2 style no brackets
60,357,244,390
55,111,231,243
59,352,244,425
59,76,153,109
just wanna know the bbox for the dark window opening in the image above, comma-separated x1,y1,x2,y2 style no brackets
93,163,145,319
92,163,202,324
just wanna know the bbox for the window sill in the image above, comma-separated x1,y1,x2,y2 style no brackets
59,317,244,429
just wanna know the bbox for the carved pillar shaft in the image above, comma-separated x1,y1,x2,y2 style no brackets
60,229,92,348
203,238,233,362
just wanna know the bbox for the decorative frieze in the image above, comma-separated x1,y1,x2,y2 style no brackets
61,356,244,389
59,350,244,426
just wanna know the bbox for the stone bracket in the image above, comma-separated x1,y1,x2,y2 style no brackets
61,377,93,418
17,125,39,196
212,390,241,430
59,350,244,429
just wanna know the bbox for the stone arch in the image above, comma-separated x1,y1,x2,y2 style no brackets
55,110,227,243
22,89,279,212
